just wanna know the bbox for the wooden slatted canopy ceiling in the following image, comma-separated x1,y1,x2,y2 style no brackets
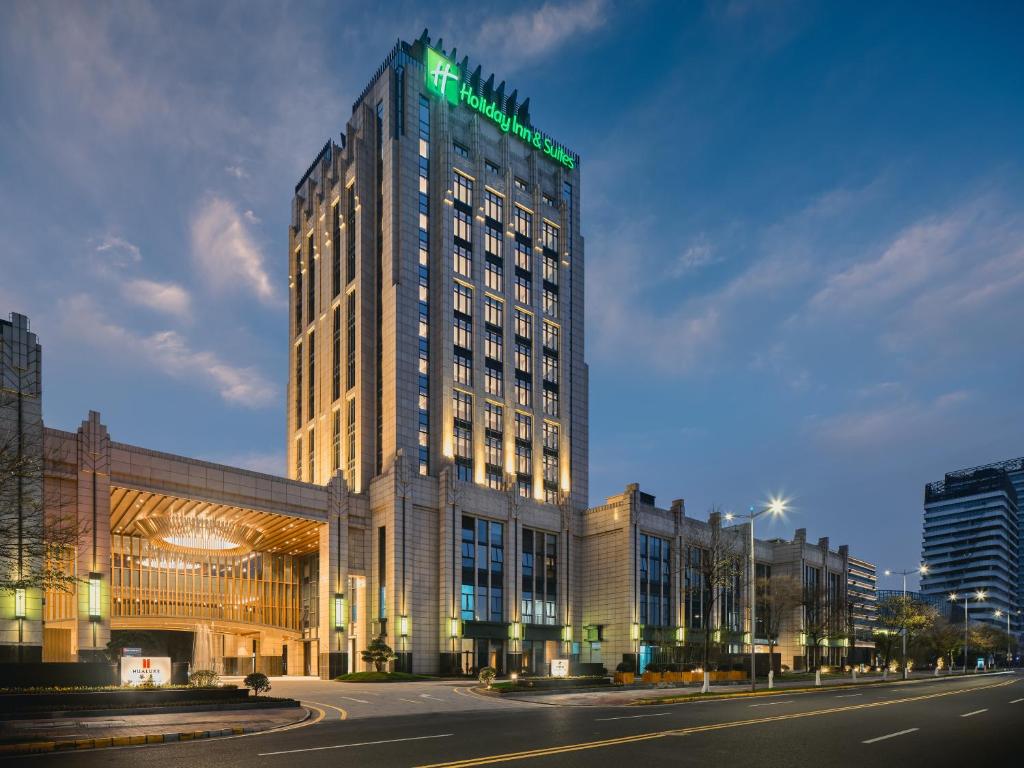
110,486,322,556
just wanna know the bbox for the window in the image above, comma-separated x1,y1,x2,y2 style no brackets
542,353,558,384
295,340,303,428
454,243,471,277
686,547,707,629
307,330,315,419
484,189,503,222
454,171,473,205
640,534,672,627
543,253,558,285
542,193,557,208
332,306,341,402
542,452,559,503
542,322,559,352
346,292,356,389
332,409,341,472
543,421,558,452
484,296,504,327
332,202,341,298
514,206,532,238
484,225,502,257
453,390,472,432
484,362,503,396
515,412,532,441
307,233,316,324
514,177,529,192
454,283,473,316
485,159,501,175
453,141,469,159
454,315,472,350
461,517,504,622
454,209,472,242
485,433,502,470
514,342,531,374
514,241,531,271
515,376,532,407
485,258,503,292
543,287,558,317
346,398,356,483
522,529,557,625
542,220,559,252
294,247,303,331
515,273,532,305
515,441,531,475
454,351,472,386
346,184,356,283
485,401,504,433
543,388,558,417
308,427,315,482
295,436,302,481
484,329,502,361
514,309,532,340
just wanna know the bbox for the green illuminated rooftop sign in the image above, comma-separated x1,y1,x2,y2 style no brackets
425,47,575,170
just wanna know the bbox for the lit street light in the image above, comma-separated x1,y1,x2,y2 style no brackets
883,564,928,680
993,610,1019,667
949,590,986,673
726,496,787,692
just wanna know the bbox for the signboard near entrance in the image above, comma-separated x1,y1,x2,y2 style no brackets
550,659,569,678
122,647,142,657
121,656,172,686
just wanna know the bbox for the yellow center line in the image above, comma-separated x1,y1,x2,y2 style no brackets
273,704,326,732
302,700,349,720
416,678,1017,768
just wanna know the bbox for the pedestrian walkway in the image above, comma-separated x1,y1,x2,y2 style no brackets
0,706,306,755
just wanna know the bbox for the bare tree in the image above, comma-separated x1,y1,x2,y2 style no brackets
0,386,82,594
761,574,803,671
684,508,744,690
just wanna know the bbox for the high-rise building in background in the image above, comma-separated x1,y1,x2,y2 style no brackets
920,461,1021,635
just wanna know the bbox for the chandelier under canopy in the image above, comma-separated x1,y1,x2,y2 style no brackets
137,514,264,556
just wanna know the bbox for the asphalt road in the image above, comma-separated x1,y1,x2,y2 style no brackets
8,673,1021,767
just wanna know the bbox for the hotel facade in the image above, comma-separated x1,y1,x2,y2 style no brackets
1,32,874,678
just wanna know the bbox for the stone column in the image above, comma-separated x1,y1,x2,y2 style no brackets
318,473,349,678
75,411,111,662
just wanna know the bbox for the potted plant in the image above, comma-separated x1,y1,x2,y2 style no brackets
613,660,635,685
642,662,663,684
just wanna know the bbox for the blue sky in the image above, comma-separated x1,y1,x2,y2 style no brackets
1,0,1021,588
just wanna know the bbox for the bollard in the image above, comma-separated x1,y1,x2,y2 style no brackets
934,666,940,676
815,669,821,687
768,670,774,690
882,668,888,681
852,668,857,682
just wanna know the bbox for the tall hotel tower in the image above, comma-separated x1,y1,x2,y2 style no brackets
287,31,587,675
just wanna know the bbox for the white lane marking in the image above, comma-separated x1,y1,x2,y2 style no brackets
337,696,371,704
420,693,445,700
835,694,863,698
594,712,672,722
258,733,454,756
862,728,919,744
399,698,424,704
748,700,794,708
961,709,988,717
1010,698,1024,704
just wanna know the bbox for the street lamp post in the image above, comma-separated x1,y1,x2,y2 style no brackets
883,565,928,680
949,591,986,674
994,610,1015,667
726,497,786,693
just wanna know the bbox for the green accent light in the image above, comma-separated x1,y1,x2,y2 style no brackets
424,46,575,169
15,588,26,619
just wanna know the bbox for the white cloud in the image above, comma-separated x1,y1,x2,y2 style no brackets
190,196,278,305
809,389,971,448
60,294,276,408
94,235,142,267
669,235,721,278
468,0,608,73
120,278,192,319
243,209,261,224
225,164,249,179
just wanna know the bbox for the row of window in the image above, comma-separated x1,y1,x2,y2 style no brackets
452,143,561,206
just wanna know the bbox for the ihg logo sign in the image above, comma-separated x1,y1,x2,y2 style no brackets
426,48,460,106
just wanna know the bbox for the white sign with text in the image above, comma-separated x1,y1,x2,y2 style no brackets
120,656,172,686
550,658,569,678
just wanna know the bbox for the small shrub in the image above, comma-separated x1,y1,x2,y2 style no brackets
360,637,396,672
645,663,663,674
139,673,156,689
478,666,497,688
615,659,636,674
188,669,220,688
244,672,271,696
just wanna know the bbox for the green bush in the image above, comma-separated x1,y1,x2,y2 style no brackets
188,669,221,688
478,666,497,688
244,672,271,696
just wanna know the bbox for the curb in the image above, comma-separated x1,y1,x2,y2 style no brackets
0,707,312,756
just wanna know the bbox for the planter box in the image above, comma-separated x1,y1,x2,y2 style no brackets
662,671,683,683
0,687,248,716
613,672,635,685
641,672,663,684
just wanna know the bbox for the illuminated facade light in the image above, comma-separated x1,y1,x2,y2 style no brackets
449,617,461,638
630,622,641,642
334,595,346,629
399,614,410,637
509,621,522,641
674,626,685,644
14,588,26,619
89,573,101,620
560,625,572,643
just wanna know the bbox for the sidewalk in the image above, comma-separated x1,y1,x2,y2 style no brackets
0,706,307,756
511,670,1002,707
